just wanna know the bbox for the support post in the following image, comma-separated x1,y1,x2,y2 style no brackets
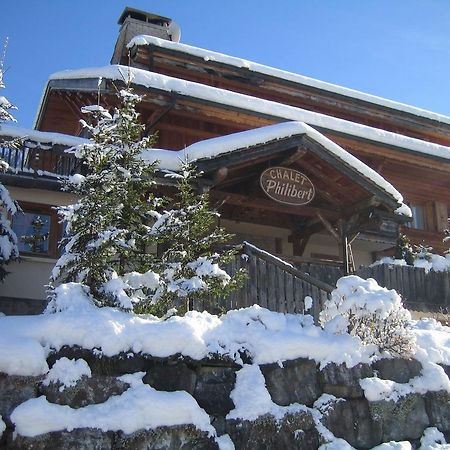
339,219,350,275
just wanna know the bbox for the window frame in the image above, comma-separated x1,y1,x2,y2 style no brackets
13,201,62,258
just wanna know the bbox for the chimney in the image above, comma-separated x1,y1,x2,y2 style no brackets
111,7,181,64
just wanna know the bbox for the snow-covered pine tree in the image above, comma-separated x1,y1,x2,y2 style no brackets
146,162,245,316
394,233,415,265
0,61,19,281
49,87,164,310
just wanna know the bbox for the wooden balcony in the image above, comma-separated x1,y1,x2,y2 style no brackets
1,143,79,178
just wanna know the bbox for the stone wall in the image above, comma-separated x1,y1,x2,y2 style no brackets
1,347,449,449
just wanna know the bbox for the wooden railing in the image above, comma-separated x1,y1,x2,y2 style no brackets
0,144,79,178
356,264,450,312
196,242,334,322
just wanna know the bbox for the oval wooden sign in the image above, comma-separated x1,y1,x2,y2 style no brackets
260,167,315,206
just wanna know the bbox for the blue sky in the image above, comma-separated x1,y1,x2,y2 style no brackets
2,0,450,128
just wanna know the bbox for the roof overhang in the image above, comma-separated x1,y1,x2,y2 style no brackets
140,122,411,221
36,66,450,164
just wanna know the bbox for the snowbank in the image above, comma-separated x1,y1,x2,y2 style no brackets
0,279,448,379
227,364,307,421
43,357,92,391
11,373,215,438
372,254,450,274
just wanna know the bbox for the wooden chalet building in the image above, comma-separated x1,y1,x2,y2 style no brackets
1,7,450,313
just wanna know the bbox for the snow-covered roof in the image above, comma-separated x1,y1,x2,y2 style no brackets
140,121,410,216
47,65,450,163
127,35,450,126
0,124,88,147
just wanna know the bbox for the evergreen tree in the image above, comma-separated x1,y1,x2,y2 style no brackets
49,87,164,310
0,61,19,281
49,86,243,316
145,162,246,316
394,233,415,265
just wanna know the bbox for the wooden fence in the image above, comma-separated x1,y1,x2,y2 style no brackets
195,243,334,322
195,247,450,317
356,264,450,311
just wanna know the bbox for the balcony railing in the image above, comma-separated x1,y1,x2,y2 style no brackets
0,143,80,179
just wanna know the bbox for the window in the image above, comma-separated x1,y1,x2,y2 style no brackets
12,202,61,257
406,204,425,230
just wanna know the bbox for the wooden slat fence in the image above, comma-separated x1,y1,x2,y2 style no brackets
195,243,333,322
356,264,450,311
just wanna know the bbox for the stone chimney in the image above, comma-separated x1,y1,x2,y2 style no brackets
111,7,180,64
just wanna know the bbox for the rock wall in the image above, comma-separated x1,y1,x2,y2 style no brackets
1,347,449,449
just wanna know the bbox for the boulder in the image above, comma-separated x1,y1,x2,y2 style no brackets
260,358,321,406
372,358,422,383
143,360,197,395
319,363,373,398
38,375,130,408
321,398,382,449
425,391,450,433
193,366,236,416
47,347,154,375
114,425,218,450
369,394,429,442
226,411,319,450
7,429,114,450
0,374,41,422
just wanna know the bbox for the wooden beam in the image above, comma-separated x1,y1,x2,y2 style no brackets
297,157,354,202
302,135,399,210
293,234,311,256
281,148,307,166
317,213,339,241
196,135,304,174
343,196,380,218
211,190,340,220
338,219,350,275
144,99,176,134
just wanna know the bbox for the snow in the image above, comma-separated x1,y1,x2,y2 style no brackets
420,427,450,449
0,416,5,438
413,318,450,366
304,296,313,311
372,254,450,274
319,276,414,352
216,434,235,450
43,358,92,391
10,373,215,438
394,204,412,216
1,279,449,445
48,65,450,165
0,334,49,376
227,364,279,421
0,124,88,147
319,439,356,450
360,361,450,402
68,174,85,186
226,363,309,421
371,442,412,450
127,34,450,126
1,279,449,379
321,276,410,324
